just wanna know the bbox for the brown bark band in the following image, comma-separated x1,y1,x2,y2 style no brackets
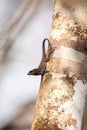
50,39,87,54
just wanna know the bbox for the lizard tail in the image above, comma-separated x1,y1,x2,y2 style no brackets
42,38,50,57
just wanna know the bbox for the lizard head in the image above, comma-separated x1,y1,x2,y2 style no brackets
27,68,42,76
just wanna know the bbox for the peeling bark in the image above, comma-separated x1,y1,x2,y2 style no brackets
31,0,87,130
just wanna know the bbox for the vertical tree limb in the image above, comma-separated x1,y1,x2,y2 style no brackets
31,0,87,130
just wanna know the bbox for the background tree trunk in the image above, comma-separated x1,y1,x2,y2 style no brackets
31,0,87,130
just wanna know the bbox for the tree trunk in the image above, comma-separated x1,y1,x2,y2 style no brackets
31,0,87,130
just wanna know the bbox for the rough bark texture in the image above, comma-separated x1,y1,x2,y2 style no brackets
31,0,87,130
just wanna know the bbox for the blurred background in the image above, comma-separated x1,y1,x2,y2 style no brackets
0,0,87,130
0,0,53,129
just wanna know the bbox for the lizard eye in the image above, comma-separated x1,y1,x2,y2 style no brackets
27,70,33,75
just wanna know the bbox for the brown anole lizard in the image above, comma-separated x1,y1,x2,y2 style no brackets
27,38,52,77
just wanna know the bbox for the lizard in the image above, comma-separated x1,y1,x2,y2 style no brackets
27,38,52,77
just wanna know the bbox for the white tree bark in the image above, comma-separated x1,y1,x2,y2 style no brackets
31,0,87,130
